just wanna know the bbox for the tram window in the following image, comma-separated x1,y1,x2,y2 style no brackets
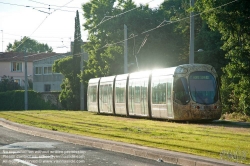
189,72,218,104
116,82,125,103
174,77,190,105
135,85,141,103
152,77,167,104
89,86,97,102
100,84,112,103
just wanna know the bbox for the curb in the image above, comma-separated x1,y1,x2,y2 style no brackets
0,118,246,166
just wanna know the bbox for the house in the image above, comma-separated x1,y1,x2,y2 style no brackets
33,41,88,92
0,41,88,93
33,53,71,92
0,52,61,88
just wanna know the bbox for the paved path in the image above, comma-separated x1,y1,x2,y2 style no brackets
0,118,247,166
0,125,176,166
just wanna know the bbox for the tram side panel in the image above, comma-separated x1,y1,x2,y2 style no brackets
150,75,174,119
150,68,176,119
127,71,150,117
114,74,128,116
99,76,116,114
87,78,100,113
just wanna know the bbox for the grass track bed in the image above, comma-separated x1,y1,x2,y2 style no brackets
0,110,249,164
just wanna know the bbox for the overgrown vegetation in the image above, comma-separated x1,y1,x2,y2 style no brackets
221,112,250,122
0,111,249,164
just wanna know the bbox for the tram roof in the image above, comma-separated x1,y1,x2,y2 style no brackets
115,74,128,81
88,77,100,84
129,70,151,79
100,75,116,83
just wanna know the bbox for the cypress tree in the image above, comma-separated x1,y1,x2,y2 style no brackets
71,10,82,110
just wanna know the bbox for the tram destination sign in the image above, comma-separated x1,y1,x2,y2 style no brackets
190,75,210,80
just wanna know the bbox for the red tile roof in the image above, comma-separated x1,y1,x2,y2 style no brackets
0,52,64,62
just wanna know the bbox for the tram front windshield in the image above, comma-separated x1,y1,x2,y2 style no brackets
189,72,218,105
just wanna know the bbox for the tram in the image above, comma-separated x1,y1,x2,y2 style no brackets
87,64,222,121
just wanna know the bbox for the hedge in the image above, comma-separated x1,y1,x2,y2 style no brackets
0,90,56,110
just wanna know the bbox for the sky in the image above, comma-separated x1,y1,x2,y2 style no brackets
0,0,164,53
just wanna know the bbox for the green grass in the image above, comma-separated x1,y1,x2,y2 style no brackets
0,110,249,164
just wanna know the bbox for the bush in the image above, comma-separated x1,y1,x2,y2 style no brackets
221,112,250,122
0,90,56,110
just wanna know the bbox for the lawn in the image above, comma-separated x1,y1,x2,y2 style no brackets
0,110,249,164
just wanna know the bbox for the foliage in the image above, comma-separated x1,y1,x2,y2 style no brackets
6,36,53,53
221,112,250,122
194,21,226,77
0,75,22,92
196,0,250,115
52,10,82,110
53,56,81,110
80,0,194,84
0,90,55,110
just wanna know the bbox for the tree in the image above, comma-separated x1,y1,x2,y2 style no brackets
0,75,21,92
196,0,250,115
194,21,226,77
81,0,191,85
6,36,53,53
53,10,82,110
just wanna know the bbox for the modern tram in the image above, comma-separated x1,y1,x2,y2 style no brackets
87,64,222,121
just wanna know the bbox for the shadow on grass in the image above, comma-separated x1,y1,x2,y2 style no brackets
190,120,250,129
93,113,250,129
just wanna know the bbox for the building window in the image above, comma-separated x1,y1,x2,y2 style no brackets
44,66,52,75
11,62,22,72
44,84,51,92
35,67,43,75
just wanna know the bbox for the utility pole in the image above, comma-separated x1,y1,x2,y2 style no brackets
80,53,84,110
124,24,128,73
24,55,28,110
189,0,195,64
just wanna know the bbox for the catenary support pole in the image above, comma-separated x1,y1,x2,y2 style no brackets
24,55,28,110
124,24,128,73
80,53,84,110
189,0,195,64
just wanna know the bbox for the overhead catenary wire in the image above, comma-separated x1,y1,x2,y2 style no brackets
89,0,158,32
3,32,88,39
0,1,82,13
97,0,238,51
11,0,75,51
28,0,81,9
70,0,158,45
1,0,157,50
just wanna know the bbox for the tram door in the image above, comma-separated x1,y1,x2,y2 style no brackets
151,76,173,119
99,84,113,113
166,81,173,118
128,79,149,117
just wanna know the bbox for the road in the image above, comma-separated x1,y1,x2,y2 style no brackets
0,125,177,166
